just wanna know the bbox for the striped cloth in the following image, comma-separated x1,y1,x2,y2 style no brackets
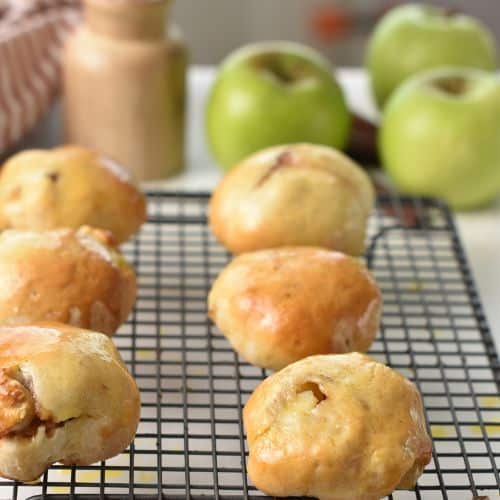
0,0,81,153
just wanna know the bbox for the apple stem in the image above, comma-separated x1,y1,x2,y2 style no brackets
432,76,469,95
263,64,294,84
253,55,300,85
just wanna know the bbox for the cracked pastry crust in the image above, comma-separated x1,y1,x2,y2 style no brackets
209,143,375,256
0,226,136,335
244,353,432,500
0,323,140,482
208,247,381,370
0,145,146,243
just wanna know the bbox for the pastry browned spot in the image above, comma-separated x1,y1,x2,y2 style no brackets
46,172,60,183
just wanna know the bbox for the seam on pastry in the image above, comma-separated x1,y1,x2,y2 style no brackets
247,400,279,444
1,366,82,440
6,415,76,439
15,366,53,425
254,154,364,204
255,150,296,187
0,367,35,437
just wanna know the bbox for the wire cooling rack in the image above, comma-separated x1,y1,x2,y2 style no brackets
1,191,499,500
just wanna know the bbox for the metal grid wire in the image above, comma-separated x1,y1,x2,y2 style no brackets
1,191,499,500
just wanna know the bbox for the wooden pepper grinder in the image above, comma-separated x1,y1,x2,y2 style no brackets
63,0,187,181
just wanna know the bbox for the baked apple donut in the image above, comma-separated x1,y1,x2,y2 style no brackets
208,247,381,370
0,145,146,243
0,323,140,482
244,353,432,500
0,226,136,335
209,143,375,255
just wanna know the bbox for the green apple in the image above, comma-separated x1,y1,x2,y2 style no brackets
206,42,351,170
366,4,497,108
379,67,500,210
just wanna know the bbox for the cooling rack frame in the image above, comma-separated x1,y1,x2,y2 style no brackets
1,190,498,500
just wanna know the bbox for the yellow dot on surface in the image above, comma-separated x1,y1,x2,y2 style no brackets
77,470,100,482
190,366,206,375
479,396,500,407
49,487,70,494
409,281,423,291
486,424,500,435
468,422,500,437
137,349,155,361
137,471,156,483
431,425,456,438
169,352,182,362
105,469,127,481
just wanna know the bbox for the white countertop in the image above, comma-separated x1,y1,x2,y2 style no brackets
22,66,500,348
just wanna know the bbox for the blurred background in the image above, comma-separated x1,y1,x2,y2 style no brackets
172,0,500,65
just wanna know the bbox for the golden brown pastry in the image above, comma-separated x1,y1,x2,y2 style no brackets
208,247,381,370
0,323,141,482
0,226,136,335
209,143,375,255
0,145,146,243
244,353,432,500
